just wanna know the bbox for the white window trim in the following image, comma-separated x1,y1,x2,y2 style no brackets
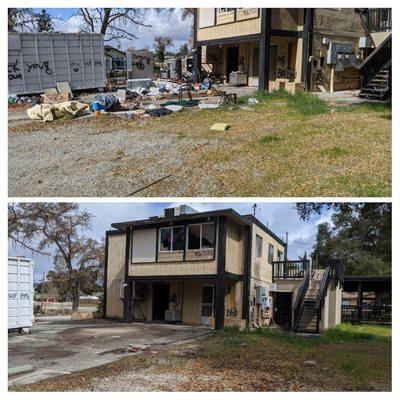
186,222,215,251
158,225,184,253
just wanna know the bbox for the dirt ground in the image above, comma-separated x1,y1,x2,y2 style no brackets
8,316,210,387
11,324,391,392
8,95,391,197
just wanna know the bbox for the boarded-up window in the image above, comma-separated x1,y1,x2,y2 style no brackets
256,234,263,258
268,243,274,264
198,8,215,28
131,228,156,263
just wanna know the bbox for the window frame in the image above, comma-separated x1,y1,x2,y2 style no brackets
186,222,216,251
217,8,235,15
158,225,185,253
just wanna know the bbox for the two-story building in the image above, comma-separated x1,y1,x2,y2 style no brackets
104,206,344,333
193,8,391,96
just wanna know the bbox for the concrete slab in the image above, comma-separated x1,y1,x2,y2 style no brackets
8,317,210,387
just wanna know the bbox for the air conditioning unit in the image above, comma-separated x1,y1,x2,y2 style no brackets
261,296,273,310
164,205,197,218
256,286,269,304
165,310,182,323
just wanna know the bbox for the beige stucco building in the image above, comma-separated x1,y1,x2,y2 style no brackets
193,8,391,95
104,206,344,333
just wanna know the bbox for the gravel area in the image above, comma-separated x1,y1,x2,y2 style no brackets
8,113,222,197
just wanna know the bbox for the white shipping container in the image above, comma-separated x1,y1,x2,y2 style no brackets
8,32,106,95
8,257,34,330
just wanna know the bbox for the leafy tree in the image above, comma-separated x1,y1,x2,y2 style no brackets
178,43,190,57
295,203,391,275
154,36,173,63
8,203,104,311
8,8,36,32
36,9,54,32
77,8,152,43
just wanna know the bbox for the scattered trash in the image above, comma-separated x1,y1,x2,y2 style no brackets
248,98,260,104
198,103,219,109
145,108,173,117
164,105,184,112
162,100,199,108
27,101,89,122
201,77,212,90
56,81,73,98
211,123,230,131
303,360,317,366
91,93,121,112
41,91,71,104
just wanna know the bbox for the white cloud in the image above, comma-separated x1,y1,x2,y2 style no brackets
52,9,193,52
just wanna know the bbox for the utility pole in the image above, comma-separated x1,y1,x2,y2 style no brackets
284,232,288,261
252,203,257,216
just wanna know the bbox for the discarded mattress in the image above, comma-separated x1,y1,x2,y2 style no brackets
27,101,89,122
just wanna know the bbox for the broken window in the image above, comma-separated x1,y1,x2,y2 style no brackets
187,222,215,250
159,226,185,252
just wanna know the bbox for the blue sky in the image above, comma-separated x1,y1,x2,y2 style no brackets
9,202,332,283
33,8,193,51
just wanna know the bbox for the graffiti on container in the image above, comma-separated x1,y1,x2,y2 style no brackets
70,61,80,72
8,293,17,300
226,307,238,317
26,61,53,75
132,54,151,71
84,60,103,67
20,292,30,300
8,60,22,80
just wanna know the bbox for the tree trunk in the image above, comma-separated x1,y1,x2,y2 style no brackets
71,289,80,311
100,8,112,35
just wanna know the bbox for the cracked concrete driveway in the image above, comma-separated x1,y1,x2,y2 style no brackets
8,316,210,387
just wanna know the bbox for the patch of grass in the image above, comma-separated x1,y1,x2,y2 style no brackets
259,134,281,143
321,146,347,158
286,91,329,115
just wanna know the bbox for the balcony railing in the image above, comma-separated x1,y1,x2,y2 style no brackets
342,304,391,323
365,8,392,32
272,260,309,279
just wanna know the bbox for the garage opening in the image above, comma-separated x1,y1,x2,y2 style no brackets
274,292,292,328
152,283,170,321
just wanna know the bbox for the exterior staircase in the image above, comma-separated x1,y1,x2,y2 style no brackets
359,65,390,100
295,269,324,334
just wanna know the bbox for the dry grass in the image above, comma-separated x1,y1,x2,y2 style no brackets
11,324,391,392
9,95,391,196
127,98,391,196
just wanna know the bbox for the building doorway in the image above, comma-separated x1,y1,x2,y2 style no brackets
152,283,170,321
226,46,239,82
274,292,292,327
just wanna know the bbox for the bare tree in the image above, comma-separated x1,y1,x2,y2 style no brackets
8,8,37,32
77,8,152,43
8,203,104,311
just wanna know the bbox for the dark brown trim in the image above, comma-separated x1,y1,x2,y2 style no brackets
242,214,286,247
242,224,252,323
126,274,218,282
215,216,227,330
103,231,109,318
196,33,261,47
259,8,272,91
301,8,314,88
269,29,303,38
